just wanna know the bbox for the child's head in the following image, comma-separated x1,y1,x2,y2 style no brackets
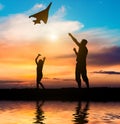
38,59,42,63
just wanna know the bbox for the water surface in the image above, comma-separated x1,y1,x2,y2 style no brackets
0,101,120,124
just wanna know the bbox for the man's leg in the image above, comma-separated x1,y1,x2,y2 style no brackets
75,63,81,88
82,69,89,88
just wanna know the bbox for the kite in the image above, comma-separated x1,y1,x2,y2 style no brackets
29,2,52,24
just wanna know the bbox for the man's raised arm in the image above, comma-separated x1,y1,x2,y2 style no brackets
68,33,80,46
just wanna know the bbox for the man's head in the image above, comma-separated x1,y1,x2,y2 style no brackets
81,39,88,46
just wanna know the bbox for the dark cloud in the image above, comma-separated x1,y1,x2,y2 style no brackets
62,79,75,81
53,46,120,66
0,80,33,89
54,54,74,59
53,78,61,80
93,70,120,75
88,46,120,66
0,80,23,84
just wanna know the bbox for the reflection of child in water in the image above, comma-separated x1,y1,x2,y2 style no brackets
35,54,46,89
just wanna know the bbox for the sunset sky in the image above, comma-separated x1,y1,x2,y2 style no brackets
0,0,120,88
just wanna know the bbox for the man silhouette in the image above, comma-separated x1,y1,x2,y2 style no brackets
35,54,46,89
68,33,89,89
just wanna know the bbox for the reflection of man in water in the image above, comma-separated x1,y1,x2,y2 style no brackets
35,54,46,89
68,33,89,89
73,101,89,124
34,100,45,124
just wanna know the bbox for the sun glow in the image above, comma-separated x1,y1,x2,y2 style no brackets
49,33,58,41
